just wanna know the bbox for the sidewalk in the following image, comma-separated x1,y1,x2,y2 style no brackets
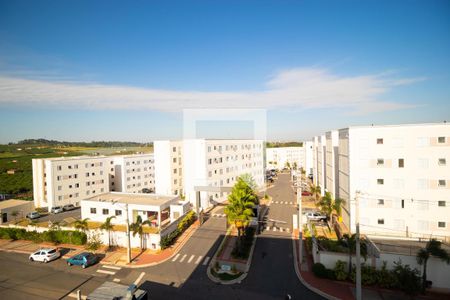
0,218,201,268
292,232,445,300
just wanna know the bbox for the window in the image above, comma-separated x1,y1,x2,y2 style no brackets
438,180,446,187
401,199,405,209
173,158,177,163
68,165,72,169
438,136,446,143
438,201,446,207
115,210,122,216
86,172,89,177
438,222,446,228
377,199,384,205
417,179,428,189
418,158,429,169
377,179,384,185
58,196,62,201
377,159,384,166
75,183,79,188
376,138,383,144
90,208,96,214
58,186,62,191
173,168,177,174
417,137,429,147
398,159,404,168
173,147,176,152
57,166,62,171
377,219,384,225
438,158,446,166
102,209,109,215
57,176,61,181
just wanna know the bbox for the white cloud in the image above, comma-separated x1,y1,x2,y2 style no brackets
0,68,424,114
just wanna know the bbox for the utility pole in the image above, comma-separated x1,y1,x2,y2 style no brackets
122,202,132,264
355,191,362,300
297,173,302,263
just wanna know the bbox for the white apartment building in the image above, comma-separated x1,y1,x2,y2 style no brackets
111,154,155,193
155,139,265,211
312,135,326,195
33,153,155,211
325,131,339,199
337,123,450,239
304,141,314,176
266,146,306,170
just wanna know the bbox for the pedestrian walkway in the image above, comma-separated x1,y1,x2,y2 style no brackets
263,226,291,233
171,253,210,266
96,264,121,276
212,213,226,218
269,200,296,205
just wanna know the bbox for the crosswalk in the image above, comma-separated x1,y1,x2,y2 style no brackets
212,213,226,218
264,226,291,233
271,201,296,205
171,253,211,266
96,264,121,276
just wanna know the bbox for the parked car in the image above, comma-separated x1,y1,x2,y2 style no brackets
306,212,327,222
63,204,75,211
29,248,60,263
301,191,312,196
26,211,40,219
51,206,64,214
66,252,97,269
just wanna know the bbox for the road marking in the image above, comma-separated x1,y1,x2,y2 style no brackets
272,227,277,232
195,255,203,264
96,269,115,275
188,254,195,263
203,256,210,265
134,272,145,286
113,278,121,282
280,227,284,232
68,292,87,300
287,228,290,233
179,254,187,263
172,253,180,262
265,226,270,231
102,265,121,270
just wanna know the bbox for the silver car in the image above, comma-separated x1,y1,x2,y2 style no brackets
51,206,64,214
29,248,60,263
26,211,40,219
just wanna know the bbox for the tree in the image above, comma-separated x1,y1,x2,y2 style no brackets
74,218,89,233
293,162,298,170
316,192,345,224
130,215,151,250
340,233,367,275
416,239,450,291
285,161,291,169
309,184,321,203
100,216,115,249
225,176,257,250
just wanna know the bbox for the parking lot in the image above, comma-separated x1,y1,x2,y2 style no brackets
35,208,81,223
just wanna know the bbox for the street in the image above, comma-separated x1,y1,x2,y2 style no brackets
0,173,323,300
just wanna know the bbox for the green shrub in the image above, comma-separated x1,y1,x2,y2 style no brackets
160,210,197,249
0,227,86,245
333,260,348,280
376,261,396,289
391,261,421,296
312,263,328,278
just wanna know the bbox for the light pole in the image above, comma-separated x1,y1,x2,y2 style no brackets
355,191,362,300
112,201,132,264
296,175,302,263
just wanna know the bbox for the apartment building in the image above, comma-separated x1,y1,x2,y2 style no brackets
304,141,314,176
155,139,265,210
32,153,155,211
266,147,305,170
312,135,326,196
111,154,155,193
337,123,450,239
325,130,339,199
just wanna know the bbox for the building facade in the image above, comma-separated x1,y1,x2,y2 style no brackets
33,154,155,211
337,123,450,239
325,130,339,199
266,147,305,170
155,139,265,211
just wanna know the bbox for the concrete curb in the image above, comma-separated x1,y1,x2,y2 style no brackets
291,236,340,300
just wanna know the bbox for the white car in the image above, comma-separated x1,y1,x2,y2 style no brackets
29,248,60,263
306,212,327,222
51,206,64,214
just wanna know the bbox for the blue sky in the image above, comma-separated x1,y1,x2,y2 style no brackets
0,0,449,143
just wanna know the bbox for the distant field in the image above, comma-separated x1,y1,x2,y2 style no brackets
0,144,153,198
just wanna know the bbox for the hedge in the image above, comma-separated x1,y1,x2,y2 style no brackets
0,227,87,245
160,211,197,249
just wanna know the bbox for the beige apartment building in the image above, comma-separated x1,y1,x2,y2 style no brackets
32,153,155,211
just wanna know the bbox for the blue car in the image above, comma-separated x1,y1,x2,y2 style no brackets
66,252,97,269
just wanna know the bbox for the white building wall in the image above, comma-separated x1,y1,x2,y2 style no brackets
325,131,339,199
304,141,314,176
339,123,450,239
266,147,305,170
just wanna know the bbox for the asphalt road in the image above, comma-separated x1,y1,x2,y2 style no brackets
37,208,81,223
0,173,323,299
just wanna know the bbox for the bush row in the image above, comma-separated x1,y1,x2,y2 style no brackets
0,227,87,245
312,260,422,296
160,211,197,249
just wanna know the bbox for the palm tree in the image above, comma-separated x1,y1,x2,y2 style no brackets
317,191,345,224
100,216,115,249
130,215,152,250
74,218,89,233
417,239,450,291
309,184,321,203
340,233,367,275
225,177,257,250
